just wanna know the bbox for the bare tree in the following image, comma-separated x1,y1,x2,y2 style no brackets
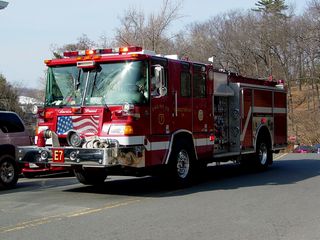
115,0,183,53
51,34,97,58
98,33,114,48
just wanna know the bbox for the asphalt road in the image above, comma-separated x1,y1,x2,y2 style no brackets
1,153,320,240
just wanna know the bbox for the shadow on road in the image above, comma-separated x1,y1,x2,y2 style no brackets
65,158,320,197
0,172,78,195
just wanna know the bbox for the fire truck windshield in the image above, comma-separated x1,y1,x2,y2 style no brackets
45,61,148,106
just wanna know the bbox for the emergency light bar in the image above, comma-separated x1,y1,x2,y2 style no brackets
63,46,143,58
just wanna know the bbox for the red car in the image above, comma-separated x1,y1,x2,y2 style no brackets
293,145,314,153
22,163,68,178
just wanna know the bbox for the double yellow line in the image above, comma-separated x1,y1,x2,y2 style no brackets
274,153,288,161
0,198,141,234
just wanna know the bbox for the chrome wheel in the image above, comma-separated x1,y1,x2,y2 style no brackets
258,143,268,165
176,149,190,179
0,160,15,184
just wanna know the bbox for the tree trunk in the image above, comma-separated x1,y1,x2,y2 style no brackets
316,84,320,111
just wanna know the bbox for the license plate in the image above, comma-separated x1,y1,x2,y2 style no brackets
52,149,64,163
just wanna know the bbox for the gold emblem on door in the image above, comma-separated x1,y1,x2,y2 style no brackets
158,114,165,125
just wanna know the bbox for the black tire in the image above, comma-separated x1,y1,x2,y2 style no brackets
74,168,107,185
254,138,272,170
68,169,75,176
168,140,195,186
0,155,19,189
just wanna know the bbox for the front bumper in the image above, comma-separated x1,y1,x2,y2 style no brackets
17,145,145,168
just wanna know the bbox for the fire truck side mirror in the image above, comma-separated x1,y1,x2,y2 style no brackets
154,65,167,97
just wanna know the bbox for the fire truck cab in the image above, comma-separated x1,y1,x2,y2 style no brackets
17,46,287,186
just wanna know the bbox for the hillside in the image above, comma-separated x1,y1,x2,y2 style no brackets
288,85,320,145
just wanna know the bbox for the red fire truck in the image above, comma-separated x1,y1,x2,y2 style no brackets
17,46,287,186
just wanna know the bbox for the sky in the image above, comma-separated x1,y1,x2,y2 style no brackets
0,0,309,90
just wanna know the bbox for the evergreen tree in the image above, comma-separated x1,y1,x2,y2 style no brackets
253,0,288,17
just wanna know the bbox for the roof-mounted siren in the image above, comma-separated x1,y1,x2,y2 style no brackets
276,79,285,89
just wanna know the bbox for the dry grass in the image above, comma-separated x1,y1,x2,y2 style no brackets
288,85,320,145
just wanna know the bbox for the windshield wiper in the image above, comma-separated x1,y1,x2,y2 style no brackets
74,69,81,90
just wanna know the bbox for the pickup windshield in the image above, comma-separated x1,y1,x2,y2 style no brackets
45,61,148,106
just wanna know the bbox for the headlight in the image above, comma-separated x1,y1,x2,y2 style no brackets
69,151,79,161
109,125,134,135
40,150,49,161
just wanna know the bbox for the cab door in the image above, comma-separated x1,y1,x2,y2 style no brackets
149,58,172,165
150,58,171,136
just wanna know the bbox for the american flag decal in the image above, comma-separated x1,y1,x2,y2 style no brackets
56,115,99,134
